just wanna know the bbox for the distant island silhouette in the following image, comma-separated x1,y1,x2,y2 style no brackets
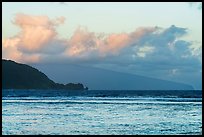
2,59,88,90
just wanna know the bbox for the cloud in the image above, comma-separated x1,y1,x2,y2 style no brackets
3,15,201,70
65,26,156,58
99,33,130,54
101,27,156,55
136,46,155,58
13,13,65,53
2,13,66,63
2,38,22,61
3,13,135,63
2,37,40,63
65,27,98,57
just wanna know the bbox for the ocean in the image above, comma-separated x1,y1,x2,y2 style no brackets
2,90,202,135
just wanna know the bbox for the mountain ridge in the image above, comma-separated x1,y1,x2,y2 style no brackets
32,63,194,90
2,59,87,90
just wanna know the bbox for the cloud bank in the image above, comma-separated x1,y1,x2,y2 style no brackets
2,13,158,62
2,14,201,64
2,13,202,88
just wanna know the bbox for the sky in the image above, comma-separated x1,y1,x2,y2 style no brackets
2,2,202,89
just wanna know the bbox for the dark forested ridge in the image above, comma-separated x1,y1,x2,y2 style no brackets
2,59,88,90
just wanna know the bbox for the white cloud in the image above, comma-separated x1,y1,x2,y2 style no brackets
136,46,155,58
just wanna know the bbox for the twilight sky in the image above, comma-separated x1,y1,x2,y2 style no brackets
2,2,202,89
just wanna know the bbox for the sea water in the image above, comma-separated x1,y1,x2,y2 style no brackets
2,90,202,135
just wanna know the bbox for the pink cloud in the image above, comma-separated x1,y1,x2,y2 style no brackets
2,13,65,62
99,33,130,54
2,38,40,63
2,13,157,63
13,13,66,52
66,27,157,57
2,38,22,61
67,27,98,56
